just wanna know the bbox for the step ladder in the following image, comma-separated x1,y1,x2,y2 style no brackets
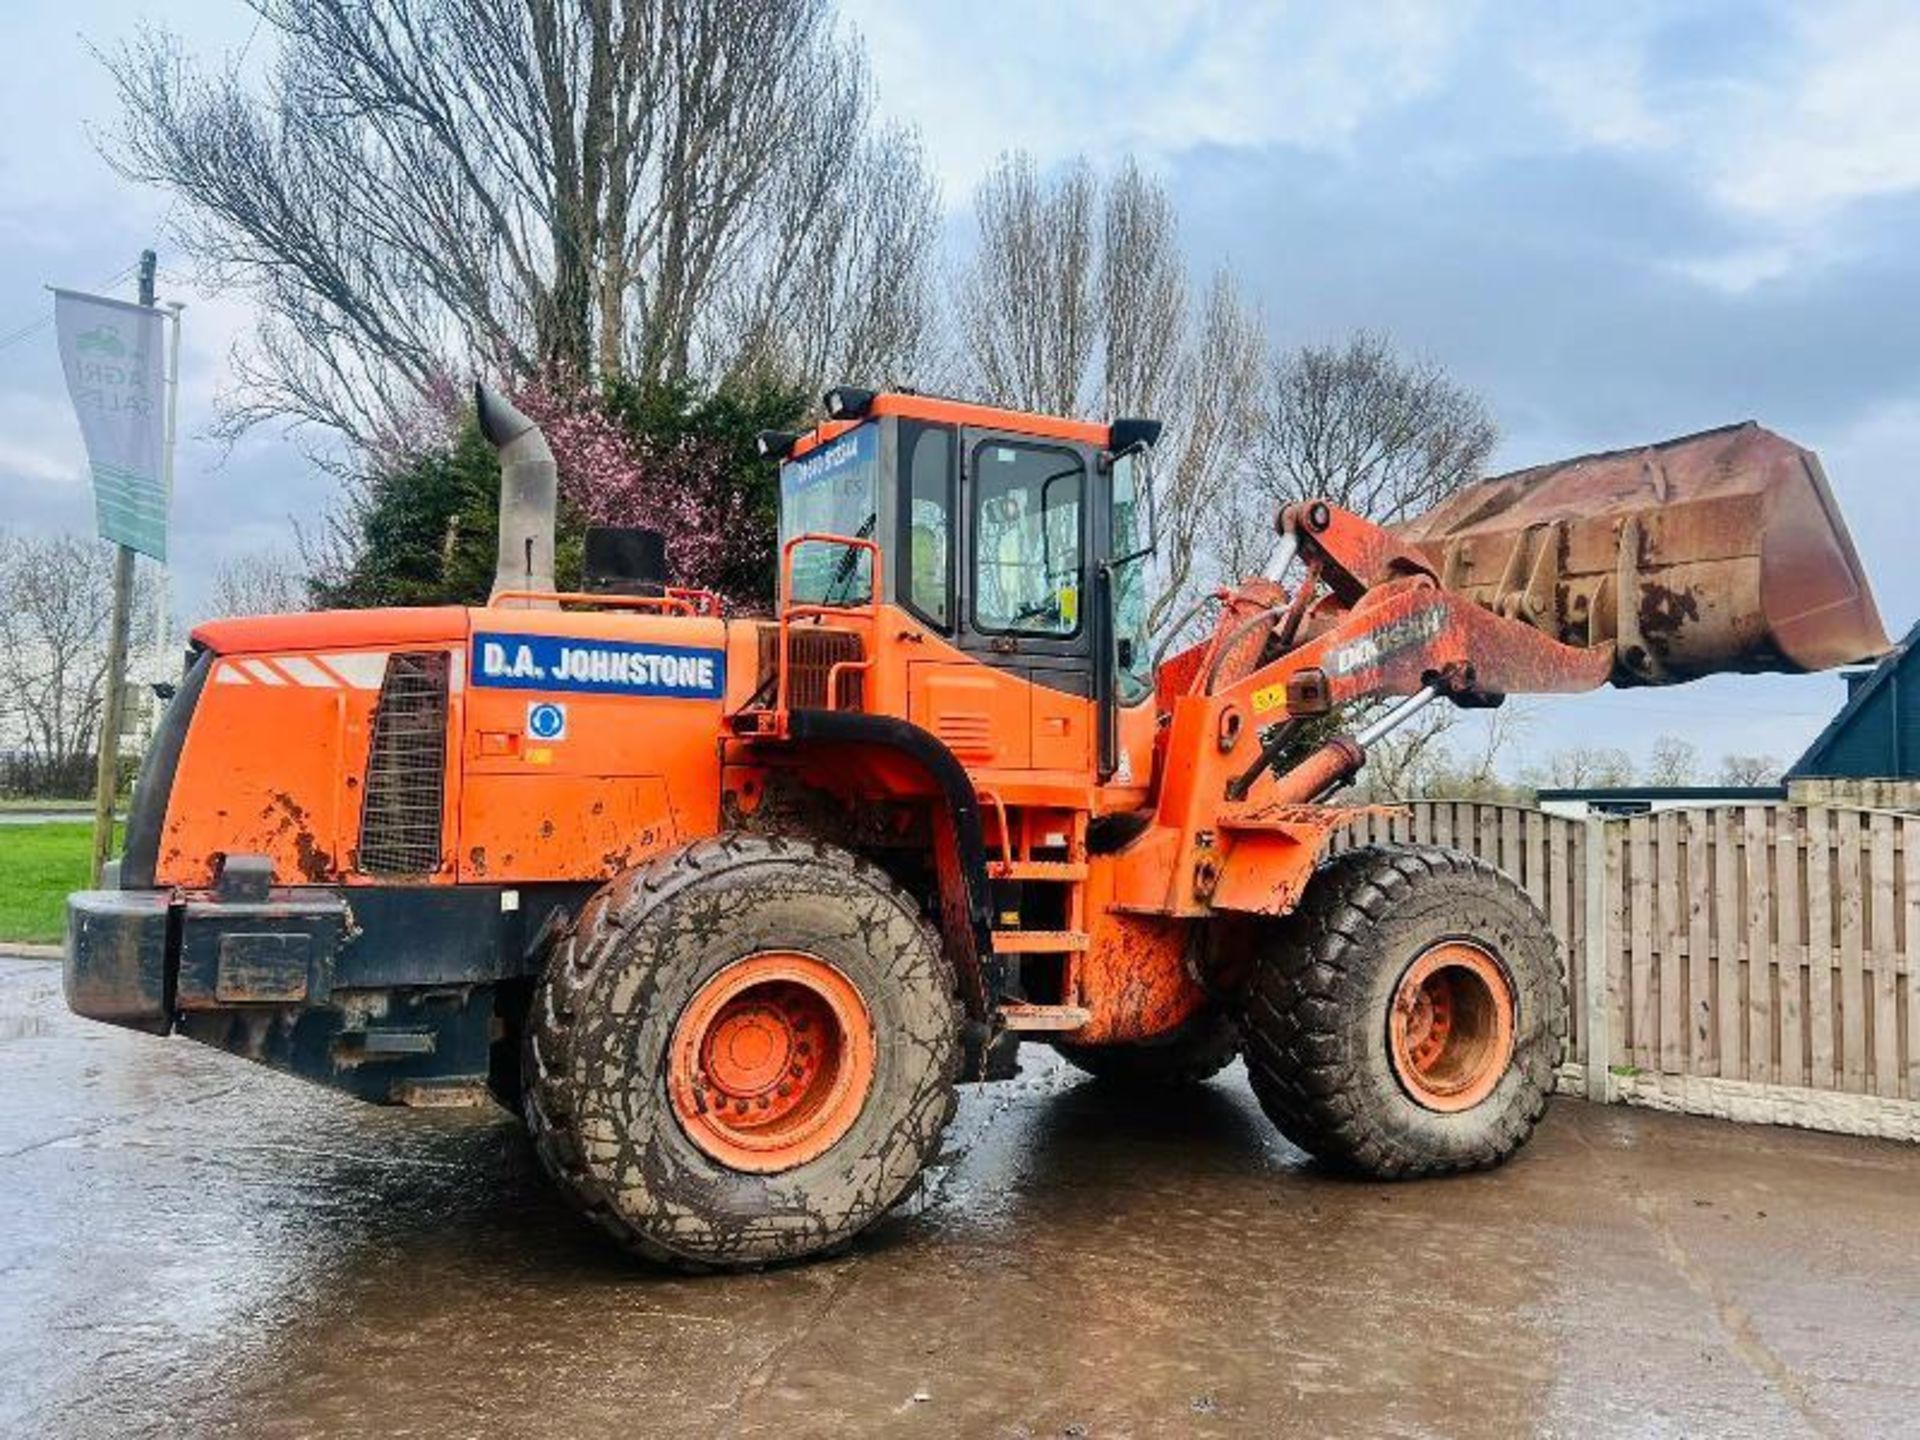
984,805,1092,1034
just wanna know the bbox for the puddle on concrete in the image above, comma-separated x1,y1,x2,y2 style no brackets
2,961,1916,1438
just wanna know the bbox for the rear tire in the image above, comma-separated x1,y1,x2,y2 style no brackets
1239,845,1564,1178
1052,1005,1239,1087
524,833,962,1269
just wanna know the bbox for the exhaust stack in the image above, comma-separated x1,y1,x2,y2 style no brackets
476,384,557,608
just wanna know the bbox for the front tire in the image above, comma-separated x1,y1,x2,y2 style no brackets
1239,845,1564,1179
525,834,962,1269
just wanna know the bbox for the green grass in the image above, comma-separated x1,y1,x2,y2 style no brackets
0,823,103,945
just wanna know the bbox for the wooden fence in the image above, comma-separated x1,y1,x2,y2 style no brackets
1329,802,1919,1140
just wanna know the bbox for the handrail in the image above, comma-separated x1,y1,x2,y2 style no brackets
976,789,1014,865
490,588,701,615
775,532,885,720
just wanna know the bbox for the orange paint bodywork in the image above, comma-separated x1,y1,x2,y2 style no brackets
162,608,728,890
166,583,1209,1043
160,395,1644,1053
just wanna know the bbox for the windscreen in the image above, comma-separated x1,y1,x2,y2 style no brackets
779,423,879,605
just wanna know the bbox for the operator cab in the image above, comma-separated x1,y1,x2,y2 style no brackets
761,388,1161,756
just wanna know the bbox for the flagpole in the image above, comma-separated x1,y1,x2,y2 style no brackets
87,250,154,886
158,299,184,662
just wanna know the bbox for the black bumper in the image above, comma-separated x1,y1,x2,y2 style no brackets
63,882,590,1104
64,889,175,1034
66,887,350,1035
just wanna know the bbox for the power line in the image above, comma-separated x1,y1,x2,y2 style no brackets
0,260,142,356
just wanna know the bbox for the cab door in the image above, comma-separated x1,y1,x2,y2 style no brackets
897,420,1029,767
897,422,1100,777
957,430,1095,775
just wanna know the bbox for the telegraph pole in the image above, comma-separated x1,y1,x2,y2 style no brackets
87,251,154,885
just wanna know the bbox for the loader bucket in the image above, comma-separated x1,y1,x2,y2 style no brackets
1393,422,1889,685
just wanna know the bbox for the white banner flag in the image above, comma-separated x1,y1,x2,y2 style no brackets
54,289,171,561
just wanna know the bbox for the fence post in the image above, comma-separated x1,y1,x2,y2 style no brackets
1583,814,1615,1103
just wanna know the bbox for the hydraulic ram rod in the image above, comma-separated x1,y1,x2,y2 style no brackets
1263,685,1441,805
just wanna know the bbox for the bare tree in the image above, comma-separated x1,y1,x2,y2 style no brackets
1357,706,1461,801
1645,734,1700,786
1255,330,1497,524
1099,160,1187,419
1358,702,1532,802
204,550,309,620
105,0,938,444
0,531,157,796
1164,324,1492,638
1717,753,1781,785
956,153,1100,417
955,153,1267,637
725,120,941,392
1528,745,1636,790
1159,272,1266,634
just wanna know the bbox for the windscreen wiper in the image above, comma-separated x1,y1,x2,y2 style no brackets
821,512,878,604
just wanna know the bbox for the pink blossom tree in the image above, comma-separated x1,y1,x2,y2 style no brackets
514,375,789,610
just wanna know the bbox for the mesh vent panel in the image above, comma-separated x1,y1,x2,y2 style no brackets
755,623,866,710
357,651,449,875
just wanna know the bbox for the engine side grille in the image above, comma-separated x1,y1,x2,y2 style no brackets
357,651,450,876
755,623,866,711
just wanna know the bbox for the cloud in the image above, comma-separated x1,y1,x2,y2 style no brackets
1511,7,1678,154
0,441,82,485
1510,2,1920,249
1665,244,1797,295
0,389,88,489
1709,2,1920,221
841,0,1479,192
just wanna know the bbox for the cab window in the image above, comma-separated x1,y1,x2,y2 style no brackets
899,421,954,627
780,422,878,605
1110,450,1153,703
972,441,1083,637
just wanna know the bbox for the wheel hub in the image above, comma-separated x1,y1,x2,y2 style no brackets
668,952,875,1173
1388,941,1516,1113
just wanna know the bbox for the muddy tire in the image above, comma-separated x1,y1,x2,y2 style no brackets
524,833,962,1269
1052,1005,1239,1087
1239,845,1564,1179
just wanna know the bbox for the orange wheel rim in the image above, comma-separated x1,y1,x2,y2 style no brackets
1388,941,1516,1113
668,952,875,1173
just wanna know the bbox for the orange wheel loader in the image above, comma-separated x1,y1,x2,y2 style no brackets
65,384,1888,1268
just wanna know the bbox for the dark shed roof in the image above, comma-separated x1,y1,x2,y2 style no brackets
1789,619,1920,779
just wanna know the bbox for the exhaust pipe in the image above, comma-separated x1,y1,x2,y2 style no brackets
475,383,556,608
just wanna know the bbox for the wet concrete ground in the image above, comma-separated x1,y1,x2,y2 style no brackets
3,952,1917,1440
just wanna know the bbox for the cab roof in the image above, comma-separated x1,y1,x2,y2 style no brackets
789,391,1110,459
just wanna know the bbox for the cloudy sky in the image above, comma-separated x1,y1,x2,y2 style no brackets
3,0,1917,775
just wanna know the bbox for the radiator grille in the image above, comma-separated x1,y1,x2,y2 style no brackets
755,624,866,711
357,651,449,875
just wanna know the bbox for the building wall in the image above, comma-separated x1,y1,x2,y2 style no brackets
1793,625,1920,781
1787,777,1920,812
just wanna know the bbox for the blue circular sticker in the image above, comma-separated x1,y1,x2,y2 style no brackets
527,701,567,741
